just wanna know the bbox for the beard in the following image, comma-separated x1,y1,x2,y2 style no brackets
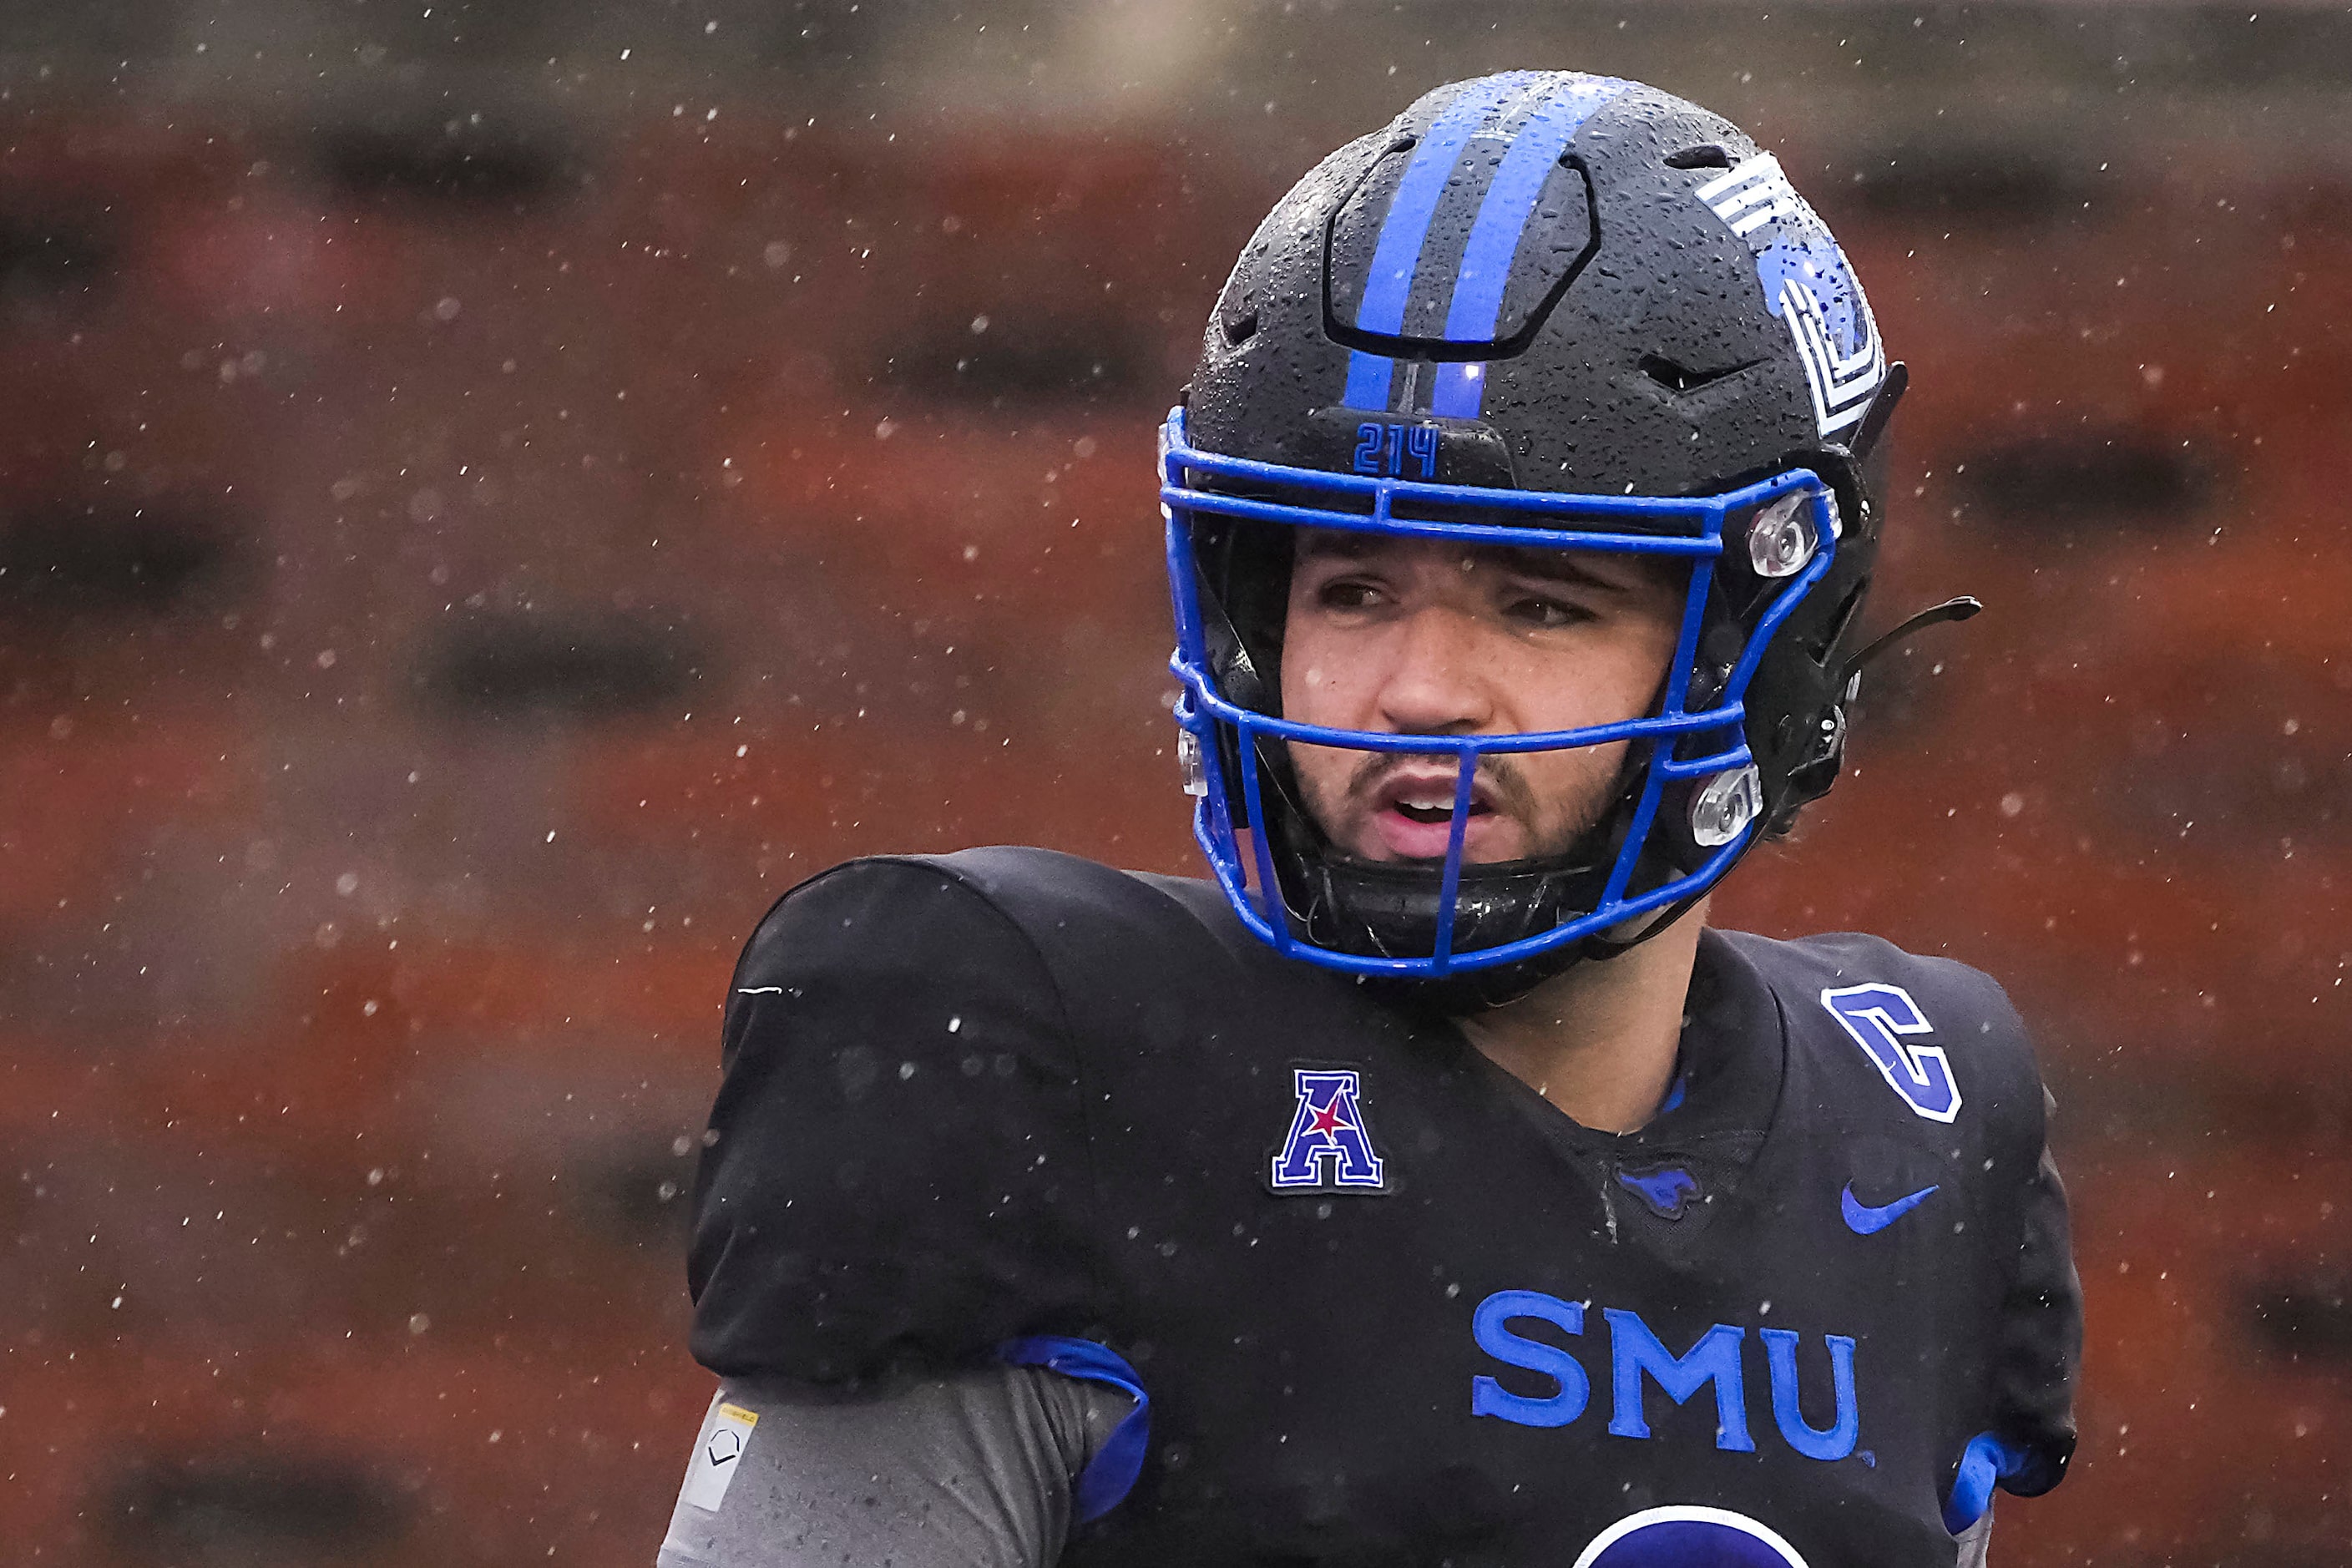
1287,742,1626,865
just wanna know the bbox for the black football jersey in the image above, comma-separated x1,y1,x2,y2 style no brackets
689,847,2080,1568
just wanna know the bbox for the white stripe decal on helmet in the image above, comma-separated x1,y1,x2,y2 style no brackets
1698,153,1886,438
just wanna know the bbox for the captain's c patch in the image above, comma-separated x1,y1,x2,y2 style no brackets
1819,984,1962,1123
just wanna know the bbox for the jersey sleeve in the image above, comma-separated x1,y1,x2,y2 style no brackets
687,857,1100,1383
1935,952,2082,1505
1986,1099,2081,1498
1800,932,2083,1514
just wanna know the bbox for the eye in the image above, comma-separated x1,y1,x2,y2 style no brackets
1315,576,1386,611
1505,592,1591,629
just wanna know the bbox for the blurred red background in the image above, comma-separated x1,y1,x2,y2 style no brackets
2,3,2346,1564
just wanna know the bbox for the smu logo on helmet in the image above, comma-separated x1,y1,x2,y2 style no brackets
1697,153,1885,438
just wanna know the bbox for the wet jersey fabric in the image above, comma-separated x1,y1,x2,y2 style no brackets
688,847,2080,1567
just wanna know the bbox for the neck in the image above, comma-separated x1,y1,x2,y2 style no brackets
1453,899,1709,1134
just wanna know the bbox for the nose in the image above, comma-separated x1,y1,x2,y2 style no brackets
1374,604,1496,736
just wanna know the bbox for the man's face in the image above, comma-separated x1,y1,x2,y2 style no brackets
1279,529,1687,865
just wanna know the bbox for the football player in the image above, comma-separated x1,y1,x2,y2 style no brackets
658,71,2080,1568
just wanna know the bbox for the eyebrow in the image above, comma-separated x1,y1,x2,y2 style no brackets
1297,530,1627,592
1490,545,1621,591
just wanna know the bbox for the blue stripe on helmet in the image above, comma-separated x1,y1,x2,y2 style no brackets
1340,347,1398,410
1429,75,1627,418
1339,73,1540,411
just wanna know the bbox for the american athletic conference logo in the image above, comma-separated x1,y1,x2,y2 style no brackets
1267,1066,1388,1193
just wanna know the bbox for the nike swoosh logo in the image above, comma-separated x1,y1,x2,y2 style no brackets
1841,1181,1940,1235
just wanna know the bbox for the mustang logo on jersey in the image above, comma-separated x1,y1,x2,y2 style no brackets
1470,1290,1860,1463
1268,1067,1388,1192
1616,1163,1702,1220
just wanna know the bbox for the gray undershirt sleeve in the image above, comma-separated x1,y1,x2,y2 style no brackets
1954,1506,1992,1568
655,1367,1138,1568
655,1368,1994,1566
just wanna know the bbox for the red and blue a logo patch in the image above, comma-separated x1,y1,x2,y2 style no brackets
1268,1067,1388,1193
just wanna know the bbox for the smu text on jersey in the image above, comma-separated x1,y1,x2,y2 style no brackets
1471,1290,1860,1463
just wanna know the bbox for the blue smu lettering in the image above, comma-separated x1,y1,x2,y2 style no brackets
1469,1290,1589,1427
1269,1069,1386,1190
1606,1310,1754,1451
1761,1327,1859,1460
1469,1290,1860,1460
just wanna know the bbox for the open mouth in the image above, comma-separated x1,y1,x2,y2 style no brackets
1371,767,1506,835
1389,797,1495,826
1339,761,1522,861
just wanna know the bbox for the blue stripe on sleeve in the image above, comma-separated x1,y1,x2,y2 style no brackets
997,1335,1152,1525
1943,1429,2031,1534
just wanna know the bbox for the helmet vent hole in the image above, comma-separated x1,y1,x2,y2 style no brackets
1221,308,1259,346
1663,144,1733,170
1637,353,1759,394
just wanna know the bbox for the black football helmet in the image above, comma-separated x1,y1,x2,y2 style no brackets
1161,71,1924,1007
